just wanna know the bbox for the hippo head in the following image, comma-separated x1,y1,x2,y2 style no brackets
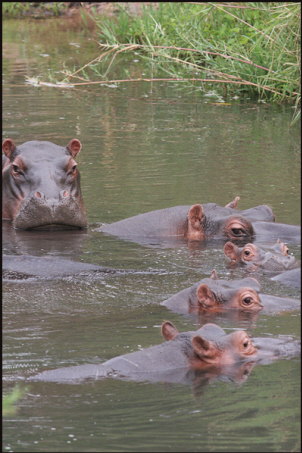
2,138,87,230
186,205,254,242
161,321,257,368
224,240,298,271
192,270,262,312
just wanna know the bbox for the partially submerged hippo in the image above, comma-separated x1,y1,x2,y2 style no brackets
2,254,166,280
224,240,300,272
2,254,118,280
2,139,87,230
99,197,275,243
252,221,300,245
271,268,301,289
28,322,300,384
161,270,300,315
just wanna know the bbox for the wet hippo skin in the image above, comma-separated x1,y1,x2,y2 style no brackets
2,138,87,230
161,270,300,315
99,197,275,243
28,321,300,384
224,240,300,272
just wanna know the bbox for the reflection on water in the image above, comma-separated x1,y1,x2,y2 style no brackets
2,17,301,453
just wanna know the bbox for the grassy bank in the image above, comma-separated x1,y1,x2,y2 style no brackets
91,2,300,104
5,2,301,117
2,2,67,18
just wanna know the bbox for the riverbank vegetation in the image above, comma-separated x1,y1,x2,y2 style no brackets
4,2,301,116
3,385,28,416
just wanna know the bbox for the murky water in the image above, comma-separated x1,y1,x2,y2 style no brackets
3,18,301,452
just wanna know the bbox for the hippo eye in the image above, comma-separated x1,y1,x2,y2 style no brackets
242,297,252,305
12,165,23,176
243,341,249,348
231,228,245,237
68,164,77,175
244,250,250,256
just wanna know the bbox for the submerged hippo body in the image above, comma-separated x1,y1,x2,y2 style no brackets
2,139,87,230
161,270,300,315
2,254,119,280
99,199,274,243
29,322,300,384
224,240,300,273
252,221,301,245
271,268,301,289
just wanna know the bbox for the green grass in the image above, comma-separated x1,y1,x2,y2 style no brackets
2,2,67,18
3,385,28,416
89,2,300,107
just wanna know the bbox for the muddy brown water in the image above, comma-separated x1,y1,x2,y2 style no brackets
3,18,301,452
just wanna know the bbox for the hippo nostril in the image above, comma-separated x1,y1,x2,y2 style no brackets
35,191,44,199
60,190,70,199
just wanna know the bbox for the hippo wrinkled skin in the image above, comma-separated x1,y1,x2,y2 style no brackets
28,322,300,385
224,240,300,272
161,270,300,316
2,139,87,230
99,196,275,244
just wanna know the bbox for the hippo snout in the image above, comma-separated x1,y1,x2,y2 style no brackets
14,193,87,230
252,336,301,363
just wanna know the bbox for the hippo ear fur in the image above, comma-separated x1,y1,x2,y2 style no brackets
188,204,203,228
276,239,289,256
210,269,218,279
196,284,217,308
224,241,238,261
2,139,16,159
66,139,82,158
161,321,179,341
192,335,218,361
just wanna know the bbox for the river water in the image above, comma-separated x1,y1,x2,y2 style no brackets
2,17,301,452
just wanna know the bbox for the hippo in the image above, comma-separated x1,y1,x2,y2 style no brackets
2,254,167,281
161,270,300,316
2,138,87,230
252,221,301,245
224,240,300,273
28,322,300,384
271,268,301,289
2,254,118,280
98,197,275,244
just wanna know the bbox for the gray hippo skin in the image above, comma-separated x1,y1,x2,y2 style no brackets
252,221,300,245
271,268,301,289
161,270,300,316
2,139,87,229
224,240,300,273
29,322,300,384
99,196,274,243
2,254,119,280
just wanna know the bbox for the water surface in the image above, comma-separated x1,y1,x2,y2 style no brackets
2,17,301,453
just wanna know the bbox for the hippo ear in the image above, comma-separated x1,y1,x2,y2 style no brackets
224,241,238,261
196,284,217,308
276,239,289,256
2,139,16,159
225,196,240,209
210,269,218,279
188,204,204,229
66,139,82,158
161,321,179,341
191,335,218,362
